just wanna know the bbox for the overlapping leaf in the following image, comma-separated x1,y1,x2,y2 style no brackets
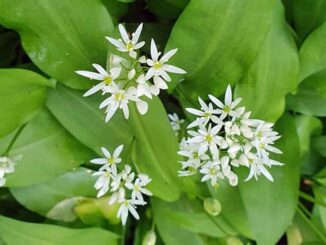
0,68,50,137
235,2,299,122
0,0,114,89
129,98,181,201
0,215,119,245
165,0,276,101
6,109,94,187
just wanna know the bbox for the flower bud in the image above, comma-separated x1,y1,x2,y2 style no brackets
203,198,221,216
142,230,156,245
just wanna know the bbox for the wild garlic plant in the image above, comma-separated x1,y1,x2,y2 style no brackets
76,23,186,123
90,145,152,225
176,85,283,187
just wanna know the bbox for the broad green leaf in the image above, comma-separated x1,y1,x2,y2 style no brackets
313,186,326,232
151,198,205,245
299,21,326,81
235,2,299,122
312,136,326,158
10,168,96,216
129,98,181,201
0,129,16,154
165,0,276,101
238,113,300,245
294,115,322,157
6,109,94,187
101,0,128,25
0,68,50,137
0,215,119,245
286,69,326,117
209,182,253,239
292,0,326,40
0,0,114,89
47,85,133,155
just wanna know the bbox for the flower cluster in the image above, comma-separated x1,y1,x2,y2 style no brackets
178,85,283,187
76,23,186,123
90,145,152,225
0,155,20,186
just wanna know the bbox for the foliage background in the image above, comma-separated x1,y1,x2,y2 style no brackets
0,0,326,244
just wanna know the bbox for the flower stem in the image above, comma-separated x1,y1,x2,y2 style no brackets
3,124,26,156
297,206,326,242
299,191,326,208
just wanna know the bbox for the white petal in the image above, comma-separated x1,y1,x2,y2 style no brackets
106,37,124,49
92,64,108,76
208,94,224,108
128,205,140,220
145,67,155,80
91,158,108,165
150,39,159,61
153,76,168,89
186,108,203,116
136,100,148,115
122,104,130,119
113,145,124,158
160,48,177,63
110,67,121,79
101,147,111,158
132,23,143,43
134,41,145,49
225,84,232,105
118,24,130,43
75,71,104,80
163,64,186,74
105,104,119,122
83,82,105,97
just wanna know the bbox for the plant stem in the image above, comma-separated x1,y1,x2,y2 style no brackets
299,191,326,208
297,206,326,242
3,124,26,155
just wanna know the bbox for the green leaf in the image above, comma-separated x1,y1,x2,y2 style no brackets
235,2,299,122
209,182,253,239
165,0,276,101
129,98,181,202
6,109,94,187
291,0,326,40
10,168,96,216
299,21,326,81
152,198,205,245
0,68,50,137
312,136,326,158
286,69,326,117
238,113,300,245
0,215,119,245
0,0,114,89
46,85,133,155
294,115,322,157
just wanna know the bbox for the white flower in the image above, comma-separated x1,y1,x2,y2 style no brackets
187,124,223,156
76,64,121,97
136,74,159,98
208,85,241,120
244,153,274,182
186,97,222,128
99,85,138,122
117,198,146,225
146,39,186,89
200,161,224,187
125,174,152,202
168,113,184,135
93,168,113,198
91,145,123,173
106,23,145,59
0,155,20,187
